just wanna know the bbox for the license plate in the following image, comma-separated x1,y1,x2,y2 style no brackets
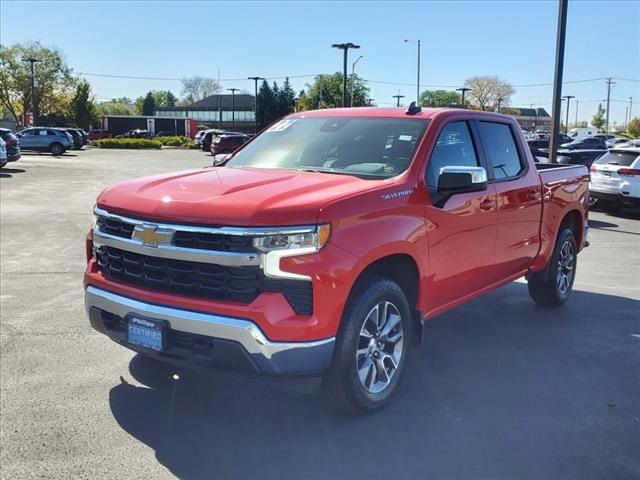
127,316,165,351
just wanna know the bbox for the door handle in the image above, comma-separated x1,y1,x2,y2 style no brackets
479,199,495,211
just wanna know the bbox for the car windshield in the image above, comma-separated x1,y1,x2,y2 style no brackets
226,116,429,179
595,151,639,166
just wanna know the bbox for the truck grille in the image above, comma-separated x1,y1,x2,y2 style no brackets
95,245,313,314
96,215,255,253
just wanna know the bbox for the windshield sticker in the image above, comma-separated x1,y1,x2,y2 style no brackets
398,135,413,141
266,119,297,132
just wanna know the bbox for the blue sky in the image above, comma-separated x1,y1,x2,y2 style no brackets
2,0,639,125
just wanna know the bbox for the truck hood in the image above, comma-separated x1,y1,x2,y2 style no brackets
97,166,375,226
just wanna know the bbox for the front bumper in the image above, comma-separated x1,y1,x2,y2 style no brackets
85,286,335,375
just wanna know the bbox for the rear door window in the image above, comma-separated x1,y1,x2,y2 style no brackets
477,122,525,180
426,121,479,188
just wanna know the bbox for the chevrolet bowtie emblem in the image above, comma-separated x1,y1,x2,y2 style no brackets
132,224,175,247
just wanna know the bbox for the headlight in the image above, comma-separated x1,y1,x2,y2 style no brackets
253,224,330,252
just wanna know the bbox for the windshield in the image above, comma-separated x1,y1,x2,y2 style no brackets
595,151,639,167
226,116,429,179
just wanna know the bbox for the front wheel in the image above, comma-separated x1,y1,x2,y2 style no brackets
50,143,64,156
528,228,577,307
322,278,412,413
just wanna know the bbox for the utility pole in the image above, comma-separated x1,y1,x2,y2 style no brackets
331,42,360,107
456,87,470,108
496,97,503,113
248,76,265,133
605,77,615,133
227,88,239,129
393,93,405,107
562,95,574,133
350,55,363,107
23,57,41,126
629,96,634,124
625,106,629,129
575,99,579,126
548,0,568,164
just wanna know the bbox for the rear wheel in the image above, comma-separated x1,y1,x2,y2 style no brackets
528,228,577,307
50,142,64,156
322,278,412,413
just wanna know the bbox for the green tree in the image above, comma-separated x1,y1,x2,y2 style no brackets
275,77,296,119
419,90,461,107
256,80,276,128
592,103,606,131
298,73,370,110
627,117,640,138
69,80,98,129
464,75,515,111
97,98,134,116
141,91,156,116
0,41,76,124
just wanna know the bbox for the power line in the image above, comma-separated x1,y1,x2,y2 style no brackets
76,72,319,82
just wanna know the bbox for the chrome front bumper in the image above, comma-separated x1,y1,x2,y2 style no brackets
85,286,335,375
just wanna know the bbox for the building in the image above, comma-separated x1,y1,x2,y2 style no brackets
155,94,256,132
100,115,198,137
507,107,552,131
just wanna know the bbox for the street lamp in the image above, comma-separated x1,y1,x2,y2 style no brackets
248,76,265,133
392,93,405,107
350,55,363,107
227,88,239,128
530,103,538,130
562,95,574,134
404,39,421,105
331,42,360,107
23,57,42,126
456,87,471,109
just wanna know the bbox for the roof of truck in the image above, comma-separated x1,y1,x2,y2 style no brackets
289,107,513,122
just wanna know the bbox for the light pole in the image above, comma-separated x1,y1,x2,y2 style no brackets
350,55,363,107
227,88,239,129
575,99,579,126
393,93,405,107
331,42,360,107
456,87,470,109
23,57,41,126
548,0,568,164
562,95,574,133
404,39,421,105
629,96,634,124
248,76,265,133
530,103,537,131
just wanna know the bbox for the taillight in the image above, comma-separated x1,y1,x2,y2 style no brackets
589,165,597,171
617,168,640,177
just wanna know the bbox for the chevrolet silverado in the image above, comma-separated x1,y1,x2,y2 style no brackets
84,106,590,412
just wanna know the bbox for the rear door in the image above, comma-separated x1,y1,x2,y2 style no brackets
424,120,498,309
476,120,543,279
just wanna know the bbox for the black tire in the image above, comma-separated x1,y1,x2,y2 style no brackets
50,142,64,156
322,278,412,413
528,228,577,307
600,200,622,213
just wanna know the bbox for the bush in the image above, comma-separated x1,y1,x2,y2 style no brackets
95,138,162,149
627,117,640,139
156,135,192,147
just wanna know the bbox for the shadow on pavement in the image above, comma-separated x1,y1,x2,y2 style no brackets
0,168,26,178
109,283,640,480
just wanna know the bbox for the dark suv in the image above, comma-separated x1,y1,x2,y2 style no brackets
0,128,22,162
211,134,251,155
560,137,607,150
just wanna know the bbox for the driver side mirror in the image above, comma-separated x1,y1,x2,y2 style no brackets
212,153,231,167
437,166,487,194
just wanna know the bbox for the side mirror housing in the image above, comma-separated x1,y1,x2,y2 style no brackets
212,153,231,167
437,166,488,194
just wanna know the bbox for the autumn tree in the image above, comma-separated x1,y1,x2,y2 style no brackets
0,42,76,124
464,75,515,111
627,117,640,138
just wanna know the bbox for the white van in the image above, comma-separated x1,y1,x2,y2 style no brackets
568,127,598,141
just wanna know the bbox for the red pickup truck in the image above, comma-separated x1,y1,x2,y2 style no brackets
84,107,589,412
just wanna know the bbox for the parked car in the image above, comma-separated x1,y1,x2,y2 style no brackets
194,129,212,147
211,134,251,155
15,127,73,155
85,107,590,412
556,149,606,168
617,139,640,149
88,129,112,141
589,148,640,212
0,137,7,168
560,137,607,150
594,134,615,142
78,129,89,145
116,129,153,139
606,137,631,148
64,128,84,150
0,128,21,162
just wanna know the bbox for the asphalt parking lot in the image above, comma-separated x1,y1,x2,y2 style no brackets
1,148,639,479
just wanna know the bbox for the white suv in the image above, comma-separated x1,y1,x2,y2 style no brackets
590,148,640,212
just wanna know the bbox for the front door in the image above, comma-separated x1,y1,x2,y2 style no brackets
424,120,498,312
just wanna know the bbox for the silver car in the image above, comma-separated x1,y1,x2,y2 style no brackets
0,137,7,168
15,127,73,156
